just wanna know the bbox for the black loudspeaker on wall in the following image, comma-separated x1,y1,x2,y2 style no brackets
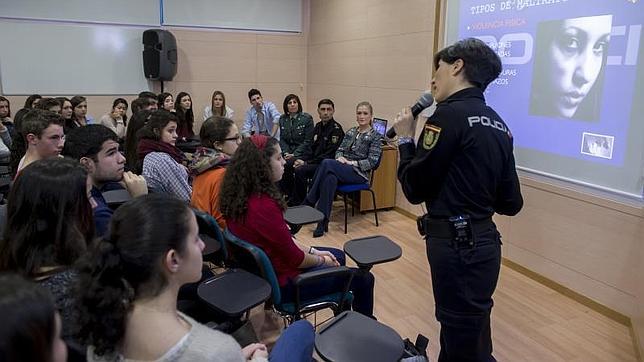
142,29,177,81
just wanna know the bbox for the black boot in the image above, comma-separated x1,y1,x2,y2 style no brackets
313,219,328,238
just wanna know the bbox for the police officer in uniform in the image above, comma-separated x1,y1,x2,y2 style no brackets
291,98,345,205
393,38,523,361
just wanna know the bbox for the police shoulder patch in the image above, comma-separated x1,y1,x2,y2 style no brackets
423,124,441,150
331,135,338,144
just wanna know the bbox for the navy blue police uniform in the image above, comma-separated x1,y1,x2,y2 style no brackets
398,87,523,362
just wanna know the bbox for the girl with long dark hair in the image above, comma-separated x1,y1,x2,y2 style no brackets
76,194,314,361
175,92,195,140
0,158,94,339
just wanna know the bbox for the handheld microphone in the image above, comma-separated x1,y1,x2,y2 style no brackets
386,92,434,138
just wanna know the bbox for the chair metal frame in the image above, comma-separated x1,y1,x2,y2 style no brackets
336,161,380,234
223,228,354,325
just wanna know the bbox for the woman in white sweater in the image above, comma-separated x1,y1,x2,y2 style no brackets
76,194,314,362
97,98,128,141
203,90,234,121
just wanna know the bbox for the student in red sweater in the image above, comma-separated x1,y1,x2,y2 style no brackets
221,135,375,317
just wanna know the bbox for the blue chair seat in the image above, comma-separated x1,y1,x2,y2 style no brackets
337,182,370,193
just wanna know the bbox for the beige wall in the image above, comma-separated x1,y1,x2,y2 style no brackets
496,178,643,316
307,0,435,131
635,218,644,357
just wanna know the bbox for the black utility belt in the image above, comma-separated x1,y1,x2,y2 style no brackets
417,215,492,249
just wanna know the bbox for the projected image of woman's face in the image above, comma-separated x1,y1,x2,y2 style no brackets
546,15,611,118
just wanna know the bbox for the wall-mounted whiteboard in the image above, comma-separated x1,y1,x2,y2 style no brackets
0,0,160,26
163,0,302,32
0,21,150,95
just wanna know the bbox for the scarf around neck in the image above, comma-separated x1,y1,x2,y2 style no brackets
137,138,187,166
189,147,230,175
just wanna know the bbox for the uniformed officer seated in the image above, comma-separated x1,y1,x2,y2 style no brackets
288,98,344,206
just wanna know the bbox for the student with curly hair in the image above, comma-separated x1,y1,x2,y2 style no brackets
76,194,314,361
220,135,375,318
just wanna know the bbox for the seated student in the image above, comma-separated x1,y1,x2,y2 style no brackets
137,110,191,201
63,125,148,237
36,98,62,114
242,88,281,139
98,98,128,141
203,90,234,121
76,194,315,362
291,98,344,205
138,91,159,110
0,96,15,137
12,94,42,128
277,94,313,205
131,96,158,115
124,110,153,173
0,158,94,339
139,91,158,99
0,274,68,362
158,92,174,112
70,96,94,128
10,109,65,177
190,116,241,229
175,92,195,140
221,135,376,318
0,119,12,161
55,97,74,133
304,101,383,237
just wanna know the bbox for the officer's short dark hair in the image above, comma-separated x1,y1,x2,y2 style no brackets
317,98,335,109
433,38,502,91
